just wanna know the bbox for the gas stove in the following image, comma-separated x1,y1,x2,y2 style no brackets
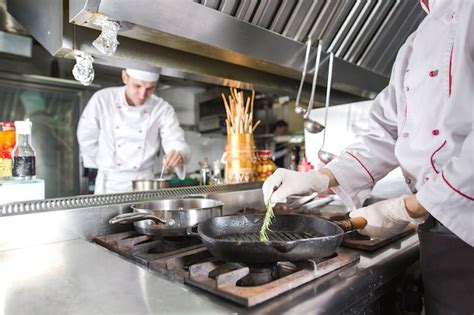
95,229,359,307
94,207,414,307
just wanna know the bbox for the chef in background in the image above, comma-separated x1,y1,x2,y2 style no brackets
77,68,190,194
263,1,473,314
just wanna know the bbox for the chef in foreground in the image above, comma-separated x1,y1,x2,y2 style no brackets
263,1,473,314
77,68,190,194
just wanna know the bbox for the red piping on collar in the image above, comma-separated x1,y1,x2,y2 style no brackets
442,171,474,201
421,0,430,12
430,140,447,174
346,152,375,184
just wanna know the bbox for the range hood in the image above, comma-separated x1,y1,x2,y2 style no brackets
7,0,425,104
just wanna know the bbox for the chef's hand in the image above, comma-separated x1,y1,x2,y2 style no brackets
162,150,184,169
262,169,330,205
349,195,428,239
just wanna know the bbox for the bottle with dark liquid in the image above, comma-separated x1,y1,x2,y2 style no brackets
12,119,36,179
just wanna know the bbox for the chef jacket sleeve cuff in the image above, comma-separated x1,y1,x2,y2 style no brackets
174,165,186,180
326,153,375,209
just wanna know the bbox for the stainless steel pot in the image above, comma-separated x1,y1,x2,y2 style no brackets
132,179,170,191
108,197,223,236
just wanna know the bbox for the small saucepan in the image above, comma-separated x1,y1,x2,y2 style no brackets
132,178,170,191
109,197,223,236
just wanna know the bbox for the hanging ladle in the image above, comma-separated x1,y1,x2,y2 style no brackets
318,52,337,164
294,39,312,116
293,40,325,133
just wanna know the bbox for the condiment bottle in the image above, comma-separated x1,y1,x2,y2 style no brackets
209,160,223,185
297,157,315,172
199,158,211,186
255,150,276,181
0,121,16,178
12,119,36,180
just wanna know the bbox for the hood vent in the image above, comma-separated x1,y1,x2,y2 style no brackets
7,0,425,104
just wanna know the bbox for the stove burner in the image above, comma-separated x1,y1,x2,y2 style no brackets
237,265,277,286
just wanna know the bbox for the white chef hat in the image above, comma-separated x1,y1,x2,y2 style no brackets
125,68,160,82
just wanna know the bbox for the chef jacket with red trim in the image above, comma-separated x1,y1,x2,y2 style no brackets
77,86,190,193
326,0,473,246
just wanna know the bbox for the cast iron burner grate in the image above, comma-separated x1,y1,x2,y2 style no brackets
185,249,359,307
95,231,359,306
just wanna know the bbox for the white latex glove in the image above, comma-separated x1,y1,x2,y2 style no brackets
262,169,330,205
349,195,428,239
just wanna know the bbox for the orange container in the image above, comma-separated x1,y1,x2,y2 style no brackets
0,121,16,177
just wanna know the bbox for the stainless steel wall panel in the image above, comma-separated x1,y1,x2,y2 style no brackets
306,1,342,44
235,0,258,22
319,0,356,51
358,0,414,71
203,0,221,10
251,0,281,28
282,0,313,39
376,6,425,74
294,0,325,42
269,0,297,34
343,0,395,64
328,0,367,54
335,0,376,58
218,0,239,15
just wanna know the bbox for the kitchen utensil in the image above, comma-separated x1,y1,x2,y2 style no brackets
318,53,337,163
188,214,366,264
132,178,170,191
159,164,165,179
109,198,223,236
302,41,325,134
285,192,319,209
294,39,312,116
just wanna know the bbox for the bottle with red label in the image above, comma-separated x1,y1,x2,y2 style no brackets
0,121,16,178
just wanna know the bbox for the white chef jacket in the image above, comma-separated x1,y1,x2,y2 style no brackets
77,86,190,194
326,0,474,246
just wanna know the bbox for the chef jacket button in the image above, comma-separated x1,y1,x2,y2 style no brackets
406,178,412,184
424,177,429,183
116,126,119,129
406,86,410,92
138,146,142,149
432,129,440,136
118,106,122,109
117,144,121,148
406,69,410,73
139,130,143,133
402,132,409,138
446,12,454,21
117,163,121,166
133,166,137,169
429,70,438,77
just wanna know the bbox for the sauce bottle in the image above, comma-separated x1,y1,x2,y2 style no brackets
12,119,36,179
0,121,16,178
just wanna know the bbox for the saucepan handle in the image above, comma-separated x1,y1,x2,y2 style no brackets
185,225,200,237
109,212,175,226
335,217,367,233
183,194,208,199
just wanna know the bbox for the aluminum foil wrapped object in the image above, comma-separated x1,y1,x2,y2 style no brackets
72,51,95,86
92,16,120,56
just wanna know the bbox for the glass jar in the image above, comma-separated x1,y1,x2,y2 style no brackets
12,120,36,180
224,133,256,183
256,150,276,181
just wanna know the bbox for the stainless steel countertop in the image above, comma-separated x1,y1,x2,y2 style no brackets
0,234,419,315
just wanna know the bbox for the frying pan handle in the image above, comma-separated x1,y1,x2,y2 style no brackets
185,226,200,237
335,217,367,232
183,194,208,199
109,213,175,226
